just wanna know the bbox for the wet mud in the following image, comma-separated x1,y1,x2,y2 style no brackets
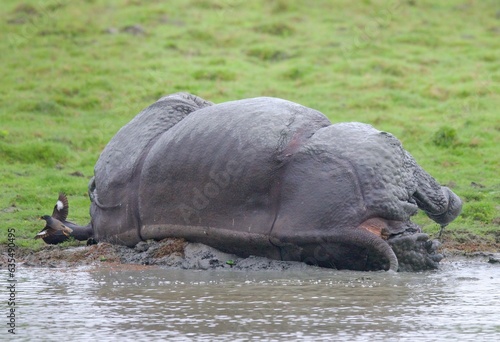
1,237,499,271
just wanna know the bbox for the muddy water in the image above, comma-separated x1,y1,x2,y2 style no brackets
3,261,500,341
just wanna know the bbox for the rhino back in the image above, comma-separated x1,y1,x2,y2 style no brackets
138,97,331,250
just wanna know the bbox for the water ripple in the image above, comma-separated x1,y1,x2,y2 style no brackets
1,262,499,341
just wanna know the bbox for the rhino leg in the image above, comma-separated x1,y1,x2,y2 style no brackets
343,228,399,272
272,227,398,272
359,217,444,271
387,233,443,271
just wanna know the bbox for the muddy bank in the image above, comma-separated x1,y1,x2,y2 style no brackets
1,238,312,271
1,238,499,270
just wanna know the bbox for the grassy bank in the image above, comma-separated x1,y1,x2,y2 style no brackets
1,0,499,250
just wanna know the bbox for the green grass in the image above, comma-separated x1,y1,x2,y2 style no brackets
1,0,499,249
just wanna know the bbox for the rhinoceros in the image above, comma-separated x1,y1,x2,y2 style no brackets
42,93,462,271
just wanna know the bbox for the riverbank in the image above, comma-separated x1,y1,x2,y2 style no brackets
2,235,499,271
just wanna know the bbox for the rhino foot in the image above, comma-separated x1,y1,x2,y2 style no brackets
386,233,443,272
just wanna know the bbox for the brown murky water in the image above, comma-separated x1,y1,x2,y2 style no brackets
3,261,500,341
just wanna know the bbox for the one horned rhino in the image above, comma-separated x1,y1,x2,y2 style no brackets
43,93,462,271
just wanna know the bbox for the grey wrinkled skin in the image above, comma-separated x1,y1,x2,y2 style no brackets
46,93,462,272
388,234,443,272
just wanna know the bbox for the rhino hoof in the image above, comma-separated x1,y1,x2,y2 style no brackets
388,233,443,272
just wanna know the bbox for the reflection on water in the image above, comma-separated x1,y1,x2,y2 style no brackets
2,261,500,341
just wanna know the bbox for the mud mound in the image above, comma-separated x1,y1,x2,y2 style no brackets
2,238,498,271
0,238,310,271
